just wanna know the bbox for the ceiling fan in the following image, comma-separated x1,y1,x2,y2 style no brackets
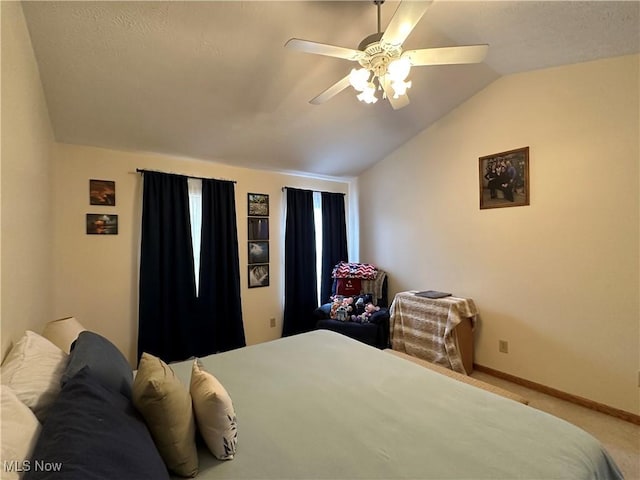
285,0,489,110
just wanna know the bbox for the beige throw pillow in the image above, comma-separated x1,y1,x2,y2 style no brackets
132,353,198,478
190,359,238,460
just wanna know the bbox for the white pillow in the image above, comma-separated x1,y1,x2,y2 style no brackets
190,359,238,460
0,331,68,422
0,385,42,480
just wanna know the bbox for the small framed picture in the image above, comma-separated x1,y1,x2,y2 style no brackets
479,147,530,209
248,264,269,288
248,241,269,264
248,193,269,216
248,217,269,241
90,179,116,206
86,214,118,235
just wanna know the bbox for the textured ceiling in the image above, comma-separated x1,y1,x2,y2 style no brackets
21,1,640,178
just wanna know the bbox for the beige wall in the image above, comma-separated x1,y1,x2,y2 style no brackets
3,0,637,416
51,143,351,365
358,54,640,415
1,2,55,359
0,3,352,367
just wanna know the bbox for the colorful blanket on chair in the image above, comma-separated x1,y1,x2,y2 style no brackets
332,262,378,280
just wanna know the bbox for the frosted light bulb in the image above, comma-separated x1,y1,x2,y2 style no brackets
388,57,411,81
349,68,370,92
392,80,412,98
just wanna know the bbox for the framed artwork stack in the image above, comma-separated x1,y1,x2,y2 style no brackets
87,179,118,234
247,193,269,288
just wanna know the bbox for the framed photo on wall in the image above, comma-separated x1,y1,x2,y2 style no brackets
248,264,269,288
86,214,118,235
248,217,269,241
247,193,269,288
248,193,269,216
248,241,269,264
89,179,116,205
479,147,530,209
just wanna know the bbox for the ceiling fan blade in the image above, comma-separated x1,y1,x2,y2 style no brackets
285,38,362,61
381,0,432,48
310,75,352,105
381,77,410,110
403,45,489,66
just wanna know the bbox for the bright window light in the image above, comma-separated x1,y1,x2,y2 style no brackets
313,192,323,303
187,178,203,295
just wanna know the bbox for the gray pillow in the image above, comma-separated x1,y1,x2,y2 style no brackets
61,331,133,399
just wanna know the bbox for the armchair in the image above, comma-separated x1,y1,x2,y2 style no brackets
314,267,390,349
315,303,390,349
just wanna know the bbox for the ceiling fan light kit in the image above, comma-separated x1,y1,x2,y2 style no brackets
285,0,489,110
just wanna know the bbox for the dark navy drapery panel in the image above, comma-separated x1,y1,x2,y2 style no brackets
282,188,317,336
138,172,196,362
320,192,348,304
138,172,244,362
198,179,246,354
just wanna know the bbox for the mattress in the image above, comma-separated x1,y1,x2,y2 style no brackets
170,330,622,479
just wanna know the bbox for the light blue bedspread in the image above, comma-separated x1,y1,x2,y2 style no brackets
170,330,623,479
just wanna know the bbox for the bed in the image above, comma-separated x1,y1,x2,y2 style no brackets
169,330,622,479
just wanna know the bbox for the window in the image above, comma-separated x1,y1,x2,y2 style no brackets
187,178,203,294
313,192,323,303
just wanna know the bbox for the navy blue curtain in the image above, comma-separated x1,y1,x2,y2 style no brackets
197,179,246,354
138,172,196,363
320,192,348,304
282,188,317,336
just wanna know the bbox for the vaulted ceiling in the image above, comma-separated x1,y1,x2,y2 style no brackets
22,1,639,177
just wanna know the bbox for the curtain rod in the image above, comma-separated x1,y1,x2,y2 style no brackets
281,186,345,196
135,168,236,184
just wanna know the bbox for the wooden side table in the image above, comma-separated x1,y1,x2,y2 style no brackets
389,291,478,374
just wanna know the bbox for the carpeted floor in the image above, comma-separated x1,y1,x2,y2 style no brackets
471,371,640,479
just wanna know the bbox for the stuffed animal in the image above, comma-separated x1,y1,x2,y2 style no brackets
329,295,343,319
330,296,354,321
352,302,380,323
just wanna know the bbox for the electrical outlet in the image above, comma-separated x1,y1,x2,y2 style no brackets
269,317,276,328
499,340,509,354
